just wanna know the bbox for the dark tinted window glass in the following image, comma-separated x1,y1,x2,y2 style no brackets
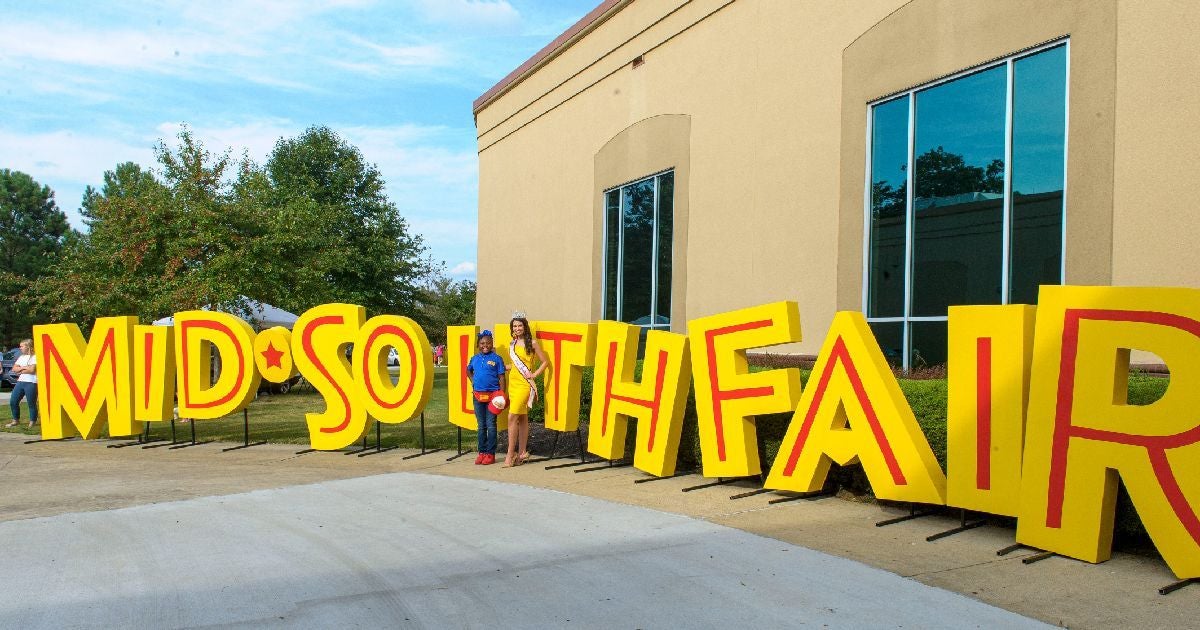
1010,45,1066,304
655,172,674,325
909,320,948,368
868,97,909,318
604,190,620,320
912,66,1007,315
620,179,655,325
868,322,904,368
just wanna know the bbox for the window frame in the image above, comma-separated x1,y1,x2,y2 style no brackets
861,39,1070,370
602,169,675,333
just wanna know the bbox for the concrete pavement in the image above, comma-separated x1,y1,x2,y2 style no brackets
0,472,1044,629
0,432,1195,627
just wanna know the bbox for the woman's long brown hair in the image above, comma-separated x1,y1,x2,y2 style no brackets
510,317,533,356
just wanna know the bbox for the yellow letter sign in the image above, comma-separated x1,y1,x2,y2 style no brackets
1018,286,1200,578
174,311,260,421
34,316,138,439
446,325,481,431
689,302,802,477
945,305,1035,517
355,315,433,424
588,321,692,477
292,304,368,450
254,326,296,385
134,324,176,422
533,322,595,432
766,312,946,504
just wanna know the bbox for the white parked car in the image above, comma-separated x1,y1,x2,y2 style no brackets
387,347,399,366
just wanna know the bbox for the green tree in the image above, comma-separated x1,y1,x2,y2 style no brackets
0,169,72,342
871,147,1005,216
258,126,432,316
415,276,476,344
914,146,1003,198
27,126,436,326
25,130,260,323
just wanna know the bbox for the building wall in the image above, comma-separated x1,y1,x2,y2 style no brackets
836,0,1118,312
477,0,901,353
476,0,1200,355
1111,0,1200,287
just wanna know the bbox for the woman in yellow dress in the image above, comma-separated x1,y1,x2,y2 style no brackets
505,314,550,467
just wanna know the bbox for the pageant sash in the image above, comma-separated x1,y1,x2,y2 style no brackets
509,340,538,407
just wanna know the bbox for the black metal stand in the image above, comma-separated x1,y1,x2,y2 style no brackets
997,542,1056,564
221,409,266,452
1021,551,1056,564
401,413,441,459
725,473,774,500
143,419,179,449
108,423,151,448
681,475,763,493
1160,578,1199,595
169,419,208,449
996,542,1040,557
634,470,697,484
360,419,399,457
729,488,773,500
24,436,75,444
574,458,632,473
876,503,937,527
767,488,836,504
343,433,372,455
926,508,988,541
445,426,473,461
530,428,586,466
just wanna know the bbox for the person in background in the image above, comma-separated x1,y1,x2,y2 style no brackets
466,330,506,465
6,339,37,430
504,313,549,467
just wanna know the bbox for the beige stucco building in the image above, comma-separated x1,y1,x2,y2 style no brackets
473,0,1200,367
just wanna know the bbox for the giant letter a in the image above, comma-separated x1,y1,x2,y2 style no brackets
765,312,946,504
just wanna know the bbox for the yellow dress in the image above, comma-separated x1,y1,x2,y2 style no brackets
507,341,537,413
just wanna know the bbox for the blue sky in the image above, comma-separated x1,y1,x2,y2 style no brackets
1,0,599,281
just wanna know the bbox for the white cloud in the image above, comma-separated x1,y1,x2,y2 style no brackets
0,128,155,192
149,119,473,184
408,217,478,244
345,36,450,69
148,119,480,264
0,22,247,72
411,0,521,30
338,126,478,189
448,261,477,279
155,120,301,161
22,74,117,105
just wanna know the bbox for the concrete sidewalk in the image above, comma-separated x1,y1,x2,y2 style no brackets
0,472,1043,629
0,432,1194,627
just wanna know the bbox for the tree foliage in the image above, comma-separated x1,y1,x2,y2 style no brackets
416,277,476,344
871,146,1005,217
255,126,433,315
24,126,433,327
0,169,72,343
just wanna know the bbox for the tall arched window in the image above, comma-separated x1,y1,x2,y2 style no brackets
865,41,1068,368
602,170,674,334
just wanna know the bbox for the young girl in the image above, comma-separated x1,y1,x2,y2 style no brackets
466,330,506,465
505,314,550,467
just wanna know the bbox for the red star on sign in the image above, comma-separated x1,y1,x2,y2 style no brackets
262,342,284,369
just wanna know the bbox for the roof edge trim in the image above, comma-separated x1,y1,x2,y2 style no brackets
473,0,630,116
